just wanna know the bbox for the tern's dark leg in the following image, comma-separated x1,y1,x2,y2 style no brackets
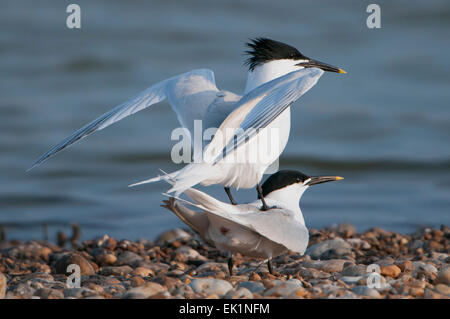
224,187,237,205
256,183,269,211
267,259,274,275
228,256,234,276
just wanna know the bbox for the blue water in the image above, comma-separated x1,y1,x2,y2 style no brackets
1,0,449,241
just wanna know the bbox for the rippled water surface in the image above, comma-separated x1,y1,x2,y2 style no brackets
1,0,449,241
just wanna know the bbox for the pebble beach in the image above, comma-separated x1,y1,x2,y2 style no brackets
0,224,449,299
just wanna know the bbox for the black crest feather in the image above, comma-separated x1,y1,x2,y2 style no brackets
244,38,307,71
260,170,310,198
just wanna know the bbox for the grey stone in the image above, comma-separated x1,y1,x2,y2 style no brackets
238,281,265,293
346,238,371,250
63,287,96,298
173,284,194,296
8,283,35,298
412,262,438,277
196,262,228,273
352,286,381,298
176,246,206,260
263,279,303,297
340,276,363,285
100,265,133,276
117,251,143,266
302,259,348,273
224,287,253,299
306,238,352,260
156,228,192,244
341,264,367,276
189,278,233,297
34,287,64,299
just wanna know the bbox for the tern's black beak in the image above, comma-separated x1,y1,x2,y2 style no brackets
297,58,346,74
306,176,344,186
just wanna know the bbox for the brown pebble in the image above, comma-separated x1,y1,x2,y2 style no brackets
434,284,450,296
87,283,104,293
53,253,95,276
396,260,414,273
96,254,117,266
89,261,99,273
249,272,261,281
131,267,154,278
380,265,401,278
295,288,308,297
434,267,450,285
409,287,424,297
130,276,145,287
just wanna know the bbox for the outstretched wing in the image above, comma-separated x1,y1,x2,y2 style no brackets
203,68,323,164
28,69,217,171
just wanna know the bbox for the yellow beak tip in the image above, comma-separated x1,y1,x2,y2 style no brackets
338,69,347,74
335,176,344,181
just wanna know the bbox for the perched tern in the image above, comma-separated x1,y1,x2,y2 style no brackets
161,170,344,275
28,38,345,207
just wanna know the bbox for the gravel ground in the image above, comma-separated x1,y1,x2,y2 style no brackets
0,224,449,299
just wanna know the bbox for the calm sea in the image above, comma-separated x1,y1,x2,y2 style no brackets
1,0,449,241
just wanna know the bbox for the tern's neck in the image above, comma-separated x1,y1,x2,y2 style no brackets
265,185,307,225
244,59,300,94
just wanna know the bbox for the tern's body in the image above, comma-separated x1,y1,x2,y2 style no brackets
163,170,343,275
163,182,309,260
162,170,343,274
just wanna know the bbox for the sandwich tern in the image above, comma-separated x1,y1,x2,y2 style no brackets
28,38,345,207
161,169,344,275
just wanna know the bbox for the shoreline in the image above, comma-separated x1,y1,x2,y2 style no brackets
0,224,448,299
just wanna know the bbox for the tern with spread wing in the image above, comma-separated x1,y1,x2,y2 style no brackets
162,170,343,275
28,38,345,207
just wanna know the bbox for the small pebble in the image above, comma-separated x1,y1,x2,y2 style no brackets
189,278,233,297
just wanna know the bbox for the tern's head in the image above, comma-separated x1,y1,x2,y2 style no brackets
244,38,346,92
261,170,344,202
245,37,346,73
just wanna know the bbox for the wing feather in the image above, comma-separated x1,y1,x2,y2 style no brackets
181,187,309,254
206,68,324,164
28,69,217,170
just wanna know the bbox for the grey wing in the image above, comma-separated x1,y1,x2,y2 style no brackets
28,69,217,171
165,188,309,254
200,203,309,254
229,209,309,254
213,68,324,164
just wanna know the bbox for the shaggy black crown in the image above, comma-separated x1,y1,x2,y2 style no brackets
245,38,307,71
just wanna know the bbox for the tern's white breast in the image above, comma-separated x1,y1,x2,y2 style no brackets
200,107,291,189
